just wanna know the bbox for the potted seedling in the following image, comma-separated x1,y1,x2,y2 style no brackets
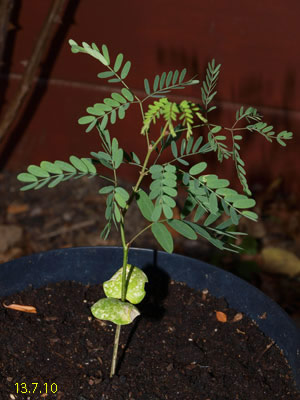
5,39,298,397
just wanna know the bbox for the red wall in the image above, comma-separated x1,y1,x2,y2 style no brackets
1,0,299,195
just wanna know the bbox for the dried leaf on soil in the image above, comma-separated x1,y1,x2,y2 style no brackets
3,303,37,313
215,311,227,322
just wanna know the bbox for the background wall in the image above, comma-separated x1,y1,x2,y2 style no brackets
0,0,299,196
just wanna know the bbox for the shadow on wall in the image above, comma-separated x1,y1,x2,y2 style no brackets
0,0,80,169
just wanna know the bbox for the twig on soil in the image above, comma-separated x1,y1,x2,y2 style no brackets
256,340,275,361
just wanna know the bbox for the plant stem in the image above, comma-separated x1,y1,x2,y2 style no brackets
110,124,168,377
110,324,121,378
110,219,128,378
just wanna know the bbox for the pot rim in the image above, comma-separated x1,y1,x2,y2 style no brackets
1,245,299,387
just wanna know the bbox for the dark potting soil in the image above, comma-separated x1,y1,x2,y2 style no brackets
0,280,299,400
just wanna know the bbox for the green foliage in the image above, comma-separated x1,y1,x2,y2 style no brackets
17,157,96,190
201,59,221,112
16,39,293,377
141,98,207,137
17,41,292,254
144,69,199,98
149,164,178,220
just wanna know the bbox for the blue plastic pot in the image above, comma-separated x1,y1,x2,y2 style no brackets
0,246,299,388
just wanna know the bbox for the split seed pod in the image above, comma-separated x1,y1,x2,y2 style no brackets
91,298,140,325
103,264,148,304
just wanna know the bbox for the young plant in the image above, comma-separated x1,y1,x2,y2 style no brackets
17,40,293,377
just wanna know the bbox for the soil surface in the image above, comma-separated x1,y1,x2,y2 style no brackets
0,280,299,400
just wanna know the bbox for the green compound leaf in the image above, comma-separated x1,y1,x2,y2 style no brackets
206,178,230,189
241,210,258,220
162,204,173,219
101,44,110,64
103,265,148,304
27,165,50,178
113,53,124,72
179,68,187,83
54,160,76,173
115,192,127,208
120,60,131,79
111,92,127,104
40,161,62,175
91,298,140,325
233,198,256,209
115,186,130,201
121,88,134,101
48,175,64,188
81,158,97,174
210,125,222,133
167,219,197,240
99,185,115,194
78,115,96,125
97,71,115,79
151,222,174,253
189,162,207,176
20,182,39,191
69,156,88,173
151,204,162,221
136,189,154,221
230,207,239,225
17,173,37,183
144,78,151,95
208,192,218,214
